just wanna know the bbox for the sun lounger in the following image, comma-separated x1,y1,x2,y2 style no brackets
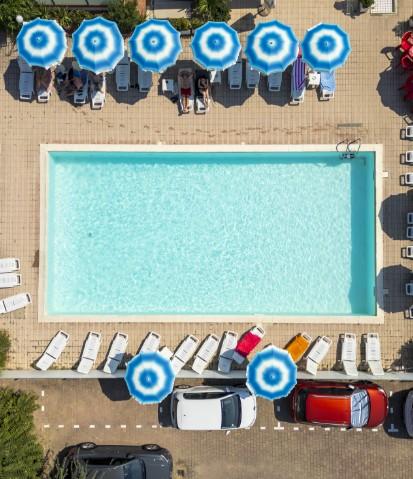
402,173,413,186
246,62,260,89
116,51,130,91
209,70,221,84
406,151,413,164
405,126,413,140
218,331,238,373
18,57,34,101
138,65,152,93
91,76,106,110
285,332,312,363
340,333,358,377
0,258,20,274
319,70,336,100
159,346,173,359
162,79,176,94
192,334,220,374
77,332,102,374
363,333,384,376
195,71,210,114
73,72,89,105
103,332,128,374
36,330,69,371
233,326,265,365
171,335,199,374
407,282,413,295
178,68,194,114
408,305,413,319
140,331,161,353
0,293,31,314
403,246,413,258
305,336,332,375
37,88,51,103
408,213,413,225
228,57,242,89
290,56,306,105
0,273,21,289
408,227,413,239
267,72,282,92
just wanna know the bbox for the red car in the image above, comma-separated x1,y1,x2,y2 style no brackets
290,381,388,428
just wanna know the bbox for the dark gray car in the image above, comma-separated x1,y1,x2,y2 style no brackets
65,442,173,479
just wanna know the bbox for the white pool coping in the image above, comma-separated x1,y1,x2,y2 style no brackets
39,144,384,324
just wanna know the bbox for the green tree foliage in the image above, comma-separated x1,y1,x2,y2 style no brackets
0,388,44,479
0,0,40,36
105,0,146,35
195,0,231,22
0,330,10,369
49,458,88,479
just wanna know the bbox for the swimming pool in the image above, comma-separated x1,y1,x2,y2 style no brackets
40,145,381,321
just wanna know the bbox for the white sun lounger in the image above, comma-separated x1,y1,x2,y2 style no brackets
36,330,69,371
0,293,31,314
0,258,20,274
159,346,173,359
140,331,161,353
267,72,282,92
103,332,128,374
91,77,106,109
209,70,221,84
402,173,413,186
171,335,199,374
246,62,260,89
77,332,102,374
218,331,238,373
192,334,220,374
363,333,384,376
74,73,89,105
305,336,332,375
116,52,130,91
0,273,21,289
340,333,358,377
18,57,34,101
37,88,51,103
228,57,242,89
406,151,413,164
138,65,152,93
403,246,413,258
405,126,413,140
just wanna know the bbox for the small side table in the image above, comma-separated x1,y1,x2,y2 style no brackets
307,71,320,88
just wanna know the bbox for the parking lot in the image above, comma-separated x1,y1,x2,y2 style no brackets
3,379,412,479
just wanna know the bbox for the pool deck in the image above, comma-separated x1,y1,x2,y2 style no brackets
1,0,413,370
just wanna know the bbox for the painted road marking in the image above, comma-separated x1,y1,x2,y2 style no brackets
372,428,378,432
260,426,266,430
136,425,142,429
120,425,126,429
340,428,347,431
388,424,399,433
274,422,284,431
89,425,95,429
324,428,330,431
74,425,79,429
151,425,157,429
58,425,64,429
41,405,45,412
356,428,362,432
293,427,299,431
390,407,394,414
41,390,45,397
105,425,111,429
308,427,315,431
43,424,50,429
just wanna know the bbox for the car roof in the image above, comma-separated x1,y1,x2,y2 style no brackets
177,397,222,430
306,392,351,426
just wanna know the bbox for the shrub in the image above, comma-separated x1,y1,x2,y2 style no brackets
169,17,192,32
0,0,41,36
0,330,10,369
189,17,205,31
105,0,146,35
195,0,231,22
0,388,43,479
360,0,374,7
49,458,88,479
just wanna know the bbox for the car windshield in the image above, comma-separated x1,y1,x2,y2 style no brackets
296,390,307,421
350,389,370,427
221,395,241,429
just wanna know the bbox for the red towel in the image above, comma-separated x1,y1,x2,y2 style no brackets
235,331,262,358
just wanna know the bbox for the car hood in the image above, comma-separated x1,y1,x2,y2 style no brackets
239,394,257,428
306,393,351,426
177,399,222,430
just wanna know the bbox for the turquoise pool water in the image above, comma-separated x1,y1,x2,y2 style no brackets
46,151,377,316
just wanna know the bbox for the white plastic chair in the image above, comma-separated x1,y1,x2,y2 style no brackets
408,227,413,239
0,293,31,314
140,331,161,353
246,62,260,89
37,88,51,103
115,52,130,91
103,332,128,374
228,57,242,89
267,72,282,92
138,66,152,93
402,173,413,185
77,332,101,374
159,346,173,359
218,331,238,373
0,258,20,273
340,333,358,377
0,273,21,289
209,70,221,84
406,151,413,163
162,79,175,94
405,126,413,139
363,333,384,375
18,57,34,101
404,246,413,258
171,335,199,374
305,336,332,375
192,334,220,374
36,330,70,371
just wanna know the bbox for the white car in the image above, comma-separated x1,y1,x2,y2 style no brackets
170,385,257,431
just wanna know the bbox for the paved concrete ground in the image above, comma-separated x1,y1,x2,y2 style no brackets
4,379,413,479
1,0,413,372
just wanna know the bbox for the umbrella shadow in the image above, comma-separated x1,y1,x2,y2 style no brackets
98,378,131,402
3,59,20,101
377,265,413,314
383,389,411,439
258,69,291,107
231,13,256,33
390,339,413,371
158,394,173,427
211,67,255,107
273,393,295,423
379,190,413,240
110,62,150,105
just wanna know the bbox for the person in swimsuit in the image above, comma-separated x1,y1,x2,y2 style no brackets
197,76,210,107
179,70,193,113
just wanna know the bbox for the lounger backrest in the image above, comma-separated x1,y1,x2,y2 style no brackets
307,336,331,363
3,293,31,312
341,333,356,361
366,333,381,361
0,258,20,273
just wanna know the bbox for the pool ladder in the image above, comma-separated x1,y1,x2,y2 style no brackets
336,138,361,159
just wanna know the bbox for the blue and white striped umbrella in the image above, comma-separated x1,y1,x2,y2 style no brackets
72,17,124,74
245,21,298,74
129,19,182,73
301,23,351,72
246,346,297,401
17,18,67,69
124,352,175,405
191,22,241,71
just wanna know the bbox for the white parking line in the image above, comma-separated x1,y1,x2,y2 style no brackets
105,425,111,429
388,424,399,433
74,425,80,429
89,425,95,429
372,428,378,432
324,428,330,431
58,425,64,429
120,425,126,429
274,422,284,431
260,426,266,430
340,428,347,432
43,424,50,429
136,425,142,429
308,427,315,431
151,425,157,429
356,428,362,432
41,405,45,412
41,390,45,397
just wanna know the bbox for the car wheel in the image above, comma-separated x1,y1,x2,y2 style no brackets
80,442,96,450
143,444,160,451
175,384,190,389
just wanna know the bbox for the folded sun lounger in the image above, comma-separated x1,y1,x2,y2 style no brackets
218,331,238,373
171,335,199,374
267,72,282,92
228,56,242,89
319,70,336,100
77,332,102,374
0,273,22,289
0,258,20,274
233,326,265,365
103,332,128,374
246,61,260,89
305,336,332,375
116,51,130,91
138,65,152,93
0,293,31,314
36,330,69,371
192,334,220,374
340,333,358,377
18,57,34,101
140,331,161,353
285,332,312,363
